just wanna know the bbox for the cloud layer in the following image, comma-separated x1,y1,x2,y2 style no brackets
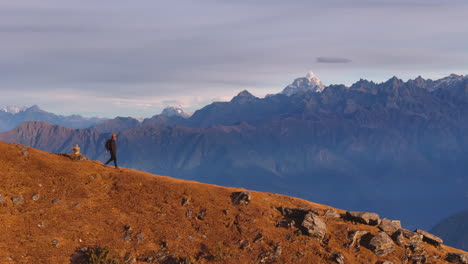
0,0,467,117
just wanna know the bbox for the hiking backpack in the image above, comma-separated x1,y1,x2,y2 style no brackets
105,139,112,151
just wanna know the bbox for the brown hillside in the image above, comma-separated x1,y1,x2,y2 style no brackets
0,142,465,264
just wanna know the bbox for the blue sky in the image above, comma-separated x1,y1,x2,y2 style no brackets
1,0,467,117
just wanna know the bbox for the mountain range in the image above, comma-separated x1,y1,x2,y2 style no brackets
0,105,106,132
0,73,467,249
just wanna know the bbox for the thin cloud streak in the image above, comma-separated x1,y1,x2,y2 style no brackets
317,57,352,64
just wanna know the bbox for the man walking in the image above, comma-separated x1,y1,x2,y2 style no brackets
105,133,119,168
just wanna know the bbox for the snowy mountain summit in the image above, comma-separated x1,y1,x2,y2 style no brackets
281,72,326,96
0,105,27,114
161,106,191,118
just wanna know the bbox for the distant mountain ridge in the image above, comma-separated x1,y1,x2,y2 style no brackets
430,210,468,251
0,105,107,132
1,73,468,233
0,105,27,114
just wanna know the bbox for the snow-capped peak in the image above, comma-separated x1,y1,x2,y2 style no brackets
0,105,27,114
281,71,326,96
160,106,190,118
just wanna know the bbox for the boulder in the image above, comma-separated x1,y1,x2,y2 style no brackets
332,252,345,264
347,230,370,248
379,219,401,235
277,207,319,218
446,253,468,264
301,212,327,240
256,245,282,264
404,242,428,264
392,229,423,247
415,229,443,247
51,239,59,247
368,232,395,257
346,211,380,226
11,195,25,205
31,194,40,201
231,192,251,205
324,209,341,219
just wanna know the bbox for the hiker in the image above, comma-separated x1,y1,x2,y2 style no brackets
105,133,118,168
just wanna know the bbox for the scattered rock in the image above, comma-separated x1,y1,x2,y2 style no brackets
346,230,370,248
324,209,341,219
275,220,295,228
122,225,133,241
31,194,40,201
379,218,401,235
256,244,282,264
37,222,45,228
392,229,423,247
446,253,468,264
301,212,327,240
277,207,320,218
240,241,250,250
0,194,5,204
346,211,380,226
22,150,29,156
51,239,59,247
51,198,61,204
376,261,394,264
253,233,264,243
368,232,395,257
124,252,136,264
181,198,190,206
136,232,144,242
332,252,345,264
185,209,192,218
122,234,132,242
196,209,207,220
137,248,173,263
231,191,251,205
160,241,168,248
414,229,443,247
11,195,25,205
404,242,428,264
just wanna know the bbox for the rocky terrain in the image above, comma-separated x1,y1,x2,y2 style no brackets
0,142,466,263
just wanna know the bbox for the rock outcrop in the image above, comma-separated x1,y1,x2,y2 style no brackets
379,219,401,235
368,232,395,256
416,229,444,247
301,212,327,240
346,211,380,226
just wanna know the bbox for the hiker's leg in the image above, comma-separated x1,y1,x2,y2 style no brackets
112,153,118,168
105,156,112,165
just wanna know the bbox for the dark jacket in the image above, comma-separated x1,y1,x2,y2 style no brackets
108,139,117,154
